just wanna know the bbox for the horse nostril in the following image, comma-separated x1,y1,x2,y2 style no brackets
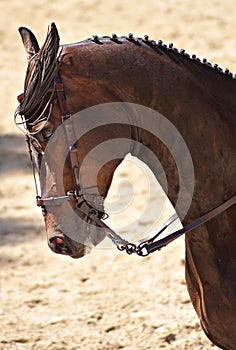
48,235,72,255
55,237,63,244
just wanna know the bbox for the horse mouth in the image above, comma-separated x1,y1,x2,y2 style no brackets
48,231,91,258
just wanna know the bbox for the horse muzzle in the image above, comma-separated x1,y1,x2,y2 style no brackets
47,231,91,258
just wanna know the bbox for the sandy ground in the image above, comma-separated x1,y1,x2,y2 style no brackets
1,1,236,349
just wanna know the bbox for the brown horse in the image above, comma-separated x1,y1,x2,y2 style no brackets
15,23,236,349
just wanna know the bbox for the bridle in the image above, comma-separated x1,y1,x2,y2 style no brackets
22,73,107,222
17,72,236,257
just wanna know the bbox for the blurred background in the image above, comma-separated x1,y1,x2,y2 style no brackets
0,1,235,349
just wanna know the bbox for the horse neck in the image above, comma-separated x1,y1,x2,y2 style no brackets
61,40,236,222
128,55,236,222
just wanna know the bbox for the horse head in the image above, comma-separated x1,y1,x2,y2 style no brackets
16,23,121,258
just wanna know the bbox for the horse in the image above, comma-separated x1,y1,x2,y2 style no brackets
15,23,236,349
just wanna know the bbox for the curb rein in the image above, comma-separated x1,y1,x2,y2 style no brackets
24,74,236,257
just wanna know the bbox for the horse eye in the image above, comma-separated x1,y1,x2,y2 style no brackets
41,127,54,140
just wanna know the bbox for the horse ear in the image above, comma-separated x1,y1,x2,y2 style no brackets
38,23,60,57
18,27,40,61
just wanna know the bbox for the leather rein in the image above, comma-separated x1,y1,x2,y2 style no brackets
21,74,236,257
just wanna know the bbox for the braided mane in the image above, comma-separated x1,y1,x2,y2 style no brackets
15,26,235,133
86,33,235,79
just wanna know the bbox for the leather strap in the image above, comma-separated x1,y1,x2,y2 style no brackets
55,75,82,195
146,194,236,254
54,74,104,212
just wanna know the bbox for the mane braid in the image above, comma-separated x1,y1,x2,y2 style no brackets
15,30,235,133
89,34,236,80
14,28,60,129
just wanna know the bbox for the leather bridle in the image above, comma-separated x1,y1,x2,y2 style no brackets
24,74,107,222
18,73,236,257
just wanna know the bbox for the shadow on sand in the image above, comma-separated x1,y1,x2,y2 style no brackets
0,133,44,246
0,133,31,174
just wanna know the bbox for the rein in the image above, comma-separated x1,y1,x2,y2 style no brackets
119,194,236,256
21,73,236,257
